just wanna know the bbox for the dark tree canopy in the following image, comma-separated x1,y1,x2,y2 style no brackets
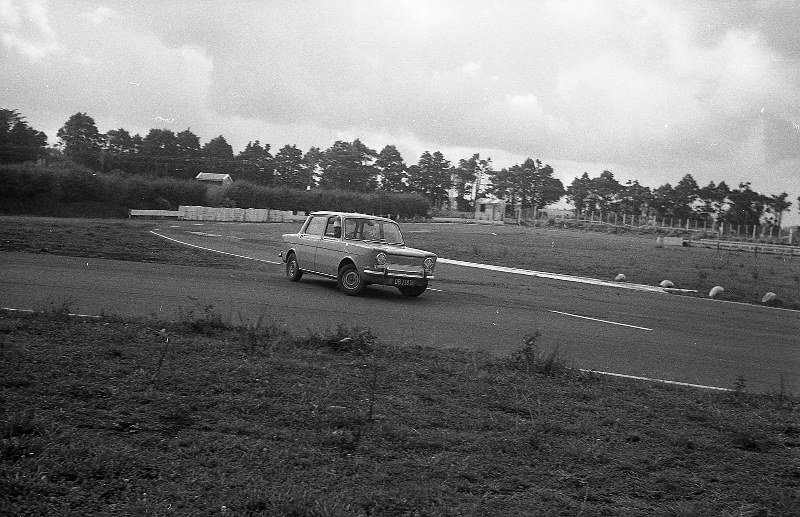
202,135,234,160
57,112,103,168
0,109,47,163
375,145,407,193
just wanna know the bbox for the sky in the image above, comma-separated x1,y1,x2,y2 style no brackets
2,0,799,224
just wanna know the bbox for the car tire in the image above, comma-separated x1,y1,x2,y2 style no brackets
286,253,303,282
337,263,365,296
398,285,427,297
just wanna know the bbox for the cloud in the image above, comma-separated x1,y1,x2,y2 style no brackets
81,6,112,25
0,0,61,61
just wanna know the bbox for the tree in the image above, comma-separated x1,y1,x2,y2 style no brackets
105,128,134,156
142,129,178,157
202,135,234,160
513,158,563,210
487,167,517,214
765,193,791,227
273,144,306,189
408,151,451,209
236,140,274,184
237,140,271,162
0,109,47,163
671,174,700,220
176,129,201,157
453,153,491,211
303,147,323,189
589,170,622,214
319,139,378,192
697,181,730,223
721,182,768,228
650,183,675,219
618,180,652,217
56,112,103,168
566,173,593,217
375,145,407,192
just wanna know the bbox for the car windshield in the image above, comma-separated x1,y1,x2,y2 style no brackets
344,218,404,245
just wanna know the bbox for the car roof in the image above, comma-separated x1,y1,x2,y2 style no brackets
309,211,396,222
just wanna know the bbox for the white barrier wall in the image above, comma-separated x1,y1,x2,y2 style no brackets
177,206,307,223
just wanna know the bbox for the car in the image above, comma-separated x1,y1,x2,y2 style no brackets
279,211,437,297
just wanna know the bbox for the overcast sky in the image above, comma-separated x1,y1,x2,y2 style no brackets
2,0,799,223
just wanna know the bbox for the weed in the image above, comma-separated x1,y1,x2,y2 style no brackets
311,325,376,355
149,328,171,388
509,331,567,376
37,296,76,321
731,376,748,402
177,304,230,335
237,311,288,356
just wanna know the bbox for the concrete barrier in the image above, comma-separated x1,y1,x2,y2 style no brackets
129,209,182,219
177,206,307,223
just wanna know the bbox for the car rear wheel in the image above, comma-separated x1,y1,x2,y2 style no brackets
286,253,303,281
337,263,365,296
398,285,427,297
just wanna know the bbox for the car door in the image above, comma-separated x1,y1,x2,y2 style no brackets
315,215,346,276
296,215,326,272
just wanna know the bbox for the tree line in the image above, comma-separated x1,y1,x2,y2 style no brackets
567,171,793,228
1,108,795,226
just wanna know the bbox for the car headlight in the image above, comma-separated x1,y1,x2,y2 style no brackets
423,257,435,271
375,252,387,265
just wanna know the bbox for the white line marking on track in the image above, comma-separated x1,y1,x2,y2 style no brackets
1,307,101,318
189,231,223,237
579,369,731,391
549,310,653,331
149,231,282,265
438,258,666,293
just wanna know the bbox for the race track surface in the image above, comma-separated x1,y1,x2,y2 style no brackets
3,220,798,393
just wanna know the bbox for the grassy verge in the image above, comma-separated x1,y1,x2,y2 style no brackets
403,222,800,309
0,216,258,270
2,308,799,516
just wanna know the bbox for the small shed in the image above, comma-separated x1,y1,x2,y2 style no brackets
195,173,233,187
475,198,506,224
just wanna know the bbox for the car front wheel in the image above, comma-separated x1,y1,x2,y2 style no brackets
286,253,303,281
398,285,427,297
337,263,365,296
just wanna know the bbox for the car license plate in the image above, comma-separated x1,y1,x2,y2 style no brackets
394,279,414,286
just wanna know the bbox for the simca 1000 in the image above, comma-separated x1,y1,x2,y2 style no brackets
279,211,437,297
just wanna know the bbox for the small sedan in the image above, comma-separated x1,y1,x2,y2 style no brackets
279,211,437,296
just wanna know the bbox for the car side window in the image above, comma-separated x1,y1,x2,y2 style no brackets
362,220,380,241
304,216,327,236
344,218,359,240
324,216,342,238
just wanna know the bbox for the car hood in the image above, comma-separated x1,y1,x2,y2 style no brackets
376,244,435,258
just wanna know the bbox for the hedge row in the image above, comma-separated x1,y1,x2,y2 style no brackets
0,163,430,218
221,180,429,217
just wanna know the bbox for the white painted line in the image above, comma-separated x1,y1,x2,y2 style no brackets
549,310,653,331
438,258,667,293
427,287,444,292
579,368,731,391
189,231,223,237
149,231,282,265
1,307,101,318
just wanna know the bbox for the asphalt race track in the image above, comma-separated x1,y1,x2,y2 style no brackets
3,220,799,393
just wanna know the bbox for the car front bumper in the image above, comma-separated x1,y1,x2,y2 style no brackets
362,267,433,286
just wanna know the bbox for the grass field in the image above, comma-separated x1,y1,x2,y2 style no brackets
1,216,799,515
2,309,799,516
